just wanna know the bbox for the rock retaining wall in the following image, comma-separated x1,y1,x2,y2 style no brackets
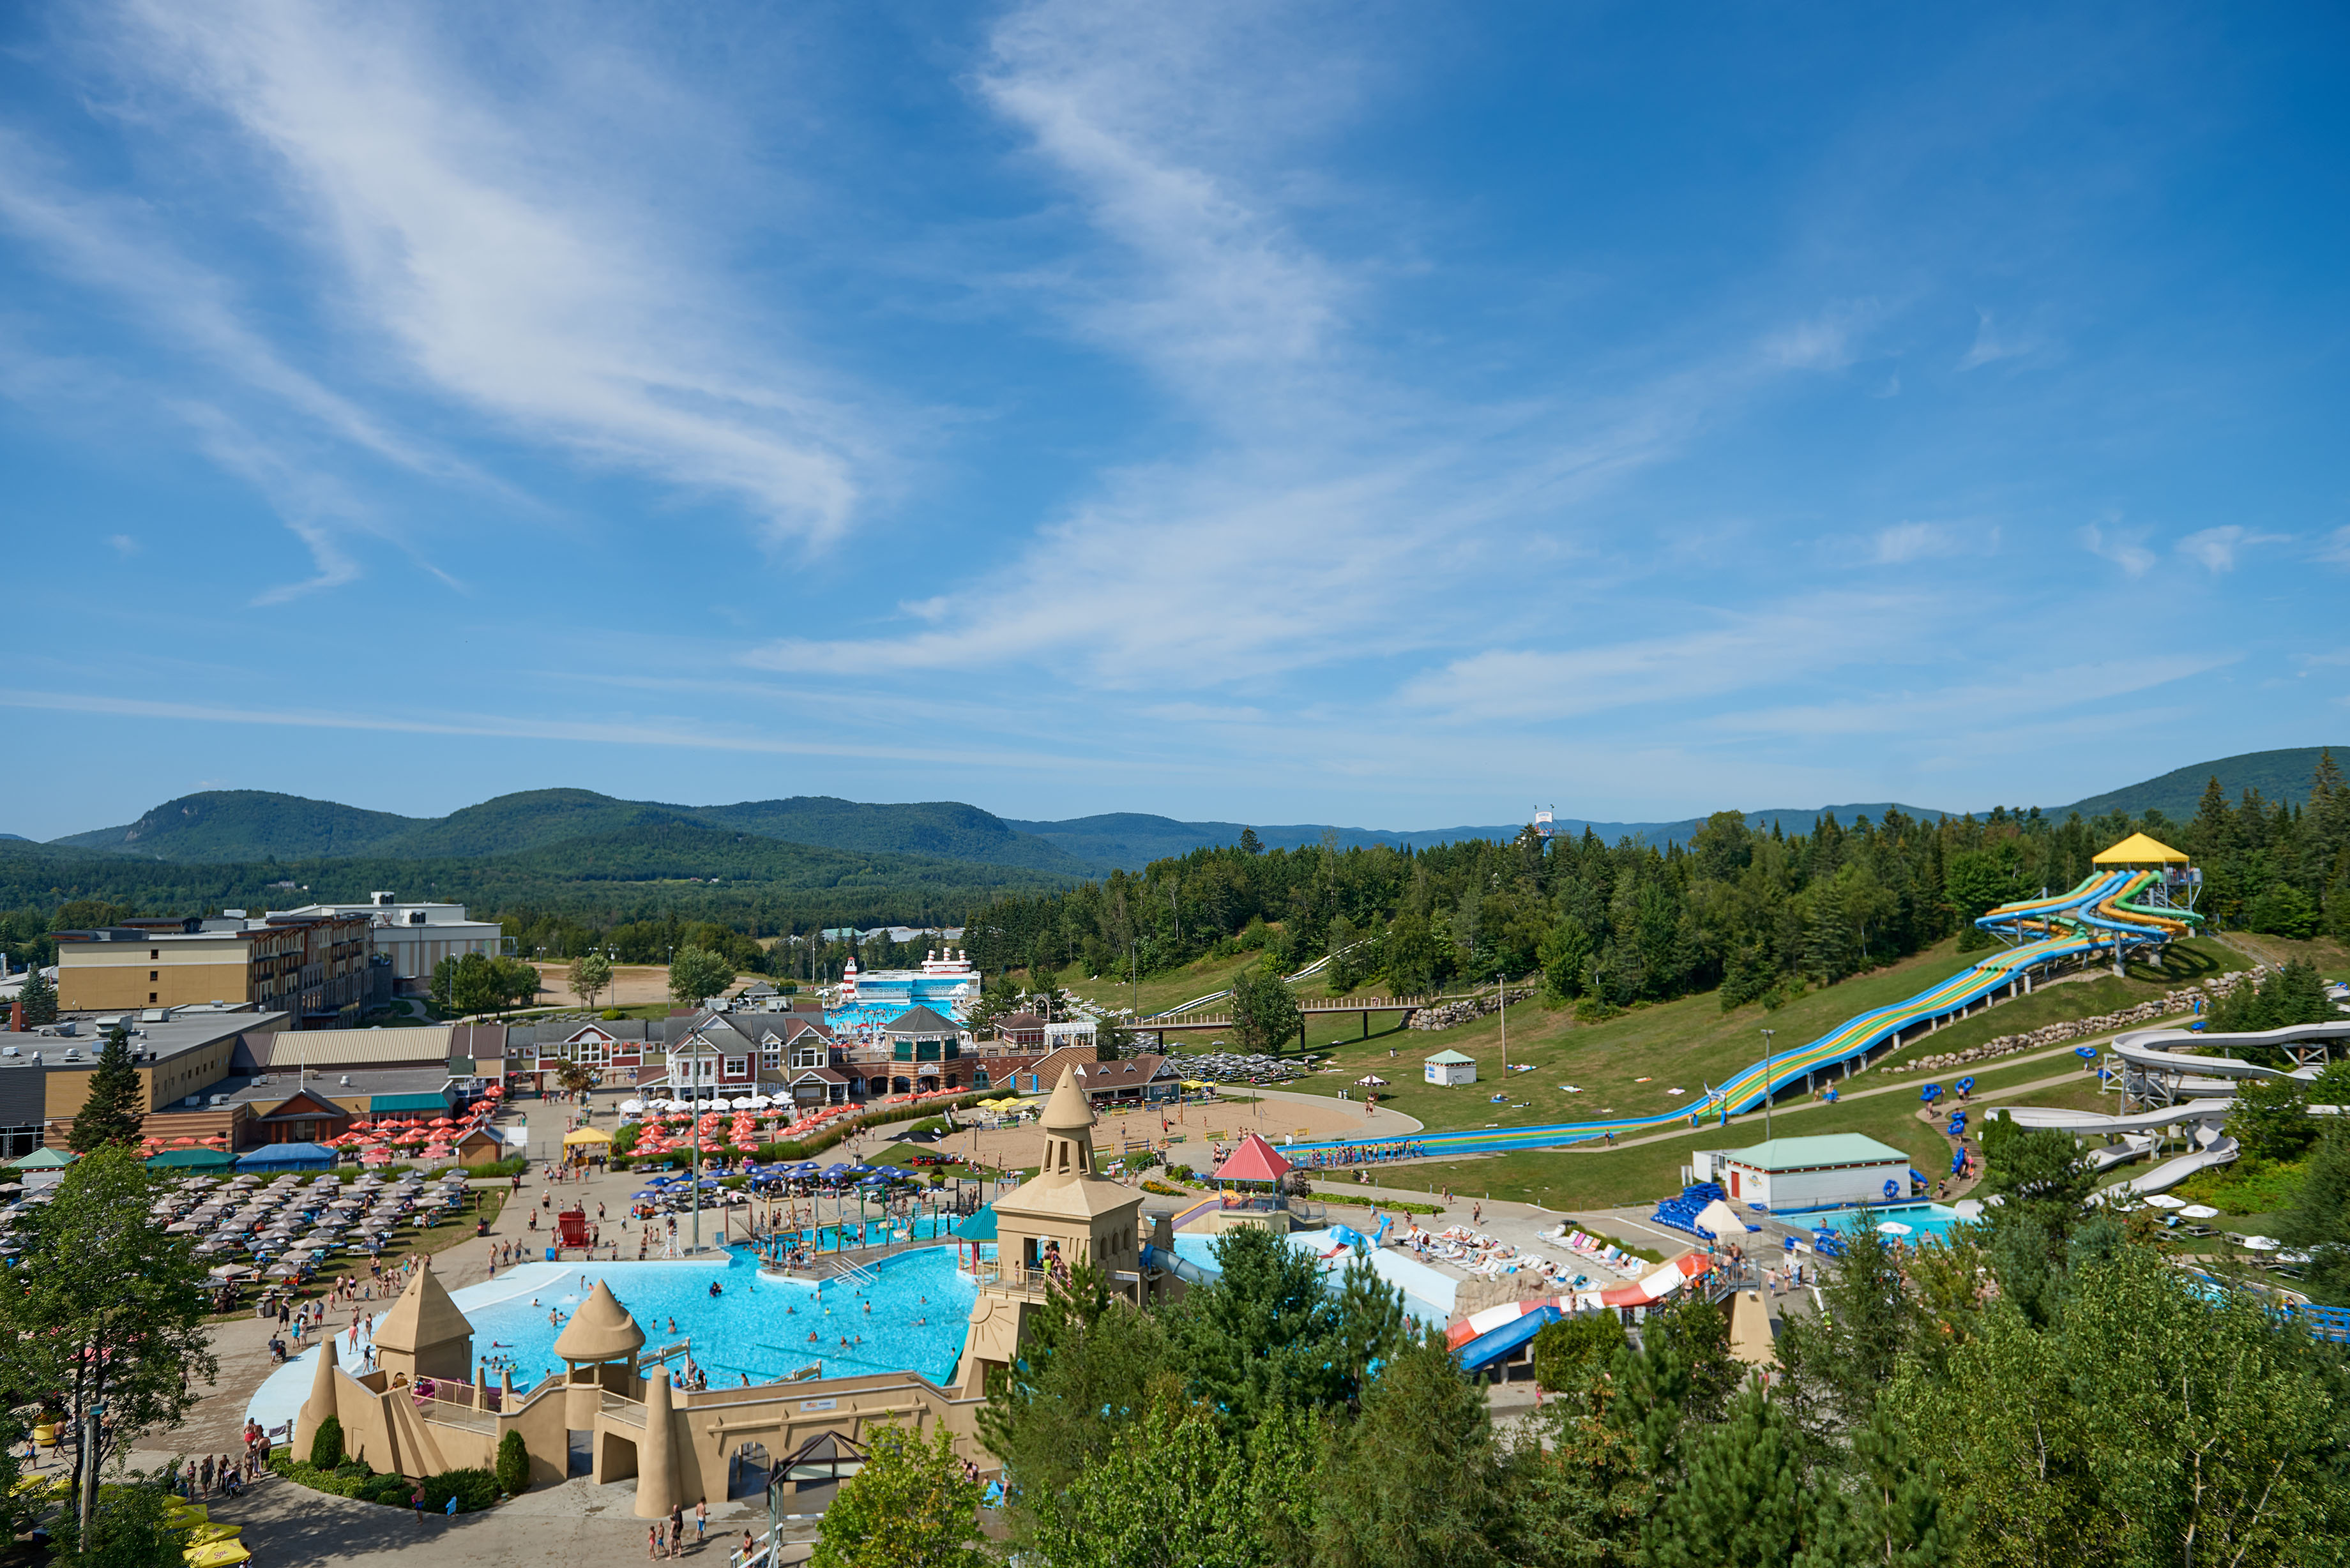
1407,986,1538,1031
1874,965,2266,1076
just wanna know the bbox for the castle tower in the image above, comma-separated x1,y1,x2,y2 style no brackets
553,1279,648,1429
292,1336,341,1460
370,1255,474,1385
958,1066,1153,1397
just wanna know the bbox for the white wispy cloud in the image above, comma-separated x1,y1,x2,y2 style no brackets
1392,595,1934,725
2176,525,2287,573
1869,521,1980,564
89,1,876,546
1955,307,2038,370
750,0,1815,693
1762,300,1881,370
2082,520,2157,577
1720,652,2235,740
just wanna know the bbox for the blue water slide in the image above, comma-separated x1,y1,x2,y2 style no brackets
1142,1243,1215,1286
1455,1305,1562,1373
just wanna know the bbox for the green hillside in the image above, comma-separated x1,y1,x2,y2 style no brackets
695,797,1096,874
54,791,421,859
51,787,1096,875
2045,746,2350,822
0,825,1068,930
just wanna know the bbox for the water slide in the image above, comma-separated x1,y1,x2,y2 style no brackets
1141,1243,1215,1286
1990,1018,2349,1191
1455,1304,1563,1372
1290,871,2188,1161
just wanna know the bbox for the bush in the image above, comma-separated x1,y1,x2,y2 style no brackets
310,1415,345,1470
496,1431,531,1495
1531,1312,1626,1391
600,1007,625,1020
471,1157,528,1179
1140,1180,1190,1196
421,1468,501,1514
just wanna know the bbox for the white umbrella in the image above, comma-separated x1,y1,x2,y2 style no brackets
618,1099,644,1114
207,1263,254,1278
2179,1205,2222,1219
2242,1235,2282,1251
1354,1076,1389,1086
2279,1249,2314,1264
1876,1221,1913,1236
2143,1193,2188,1210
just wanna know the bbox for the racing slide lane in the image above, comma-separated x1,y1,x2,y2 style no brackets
1289,873,2177,1161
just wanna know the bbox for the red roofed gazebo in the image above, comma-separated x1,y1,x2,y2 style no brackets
1213,1133,1292,1186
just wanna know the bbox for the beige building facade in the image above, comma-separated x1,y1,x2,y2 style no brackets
55,913,370,1024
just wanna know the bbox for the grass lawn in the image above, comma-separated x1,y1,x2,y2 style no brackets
208,1186,508,1322
1272,936,2243,1141
1390,1050,2119,1212
2208,930,2350,976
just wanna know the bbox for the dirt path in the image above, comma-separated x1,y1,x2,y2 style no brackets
528,962,677,1008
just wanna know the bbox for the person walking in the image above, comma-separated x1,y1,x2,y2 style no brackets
694,1498,707,1544
411,1484,427,1525
648,1524,661,1560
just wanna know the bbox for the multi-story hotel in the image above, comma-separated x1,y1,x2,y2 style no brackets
53,910,373,1026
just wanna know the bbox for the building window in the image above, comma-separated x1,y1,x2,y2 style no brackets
149,970,159,982
762,1049,782,1070
149,993,157,1004
724,1057,747,1079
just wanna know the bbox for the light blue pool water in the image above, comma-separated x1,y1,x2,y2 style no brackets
469,1246,975,1392
1817,1202,1967,1243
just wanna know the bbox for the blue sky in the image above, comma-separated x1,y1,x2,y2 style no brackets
3,2,2346,841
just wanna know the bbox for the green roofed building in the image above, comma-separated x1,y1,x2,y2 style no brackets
1422,1049,1476,1087
1694,1133,1911,1212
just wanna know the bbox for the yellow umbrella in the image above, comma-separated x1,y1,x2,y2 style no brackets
188,1524,244,1544
561,1126,614,1145
184,1540,252,1567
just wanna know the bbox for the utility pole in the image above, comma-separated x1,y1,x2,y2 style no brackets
1759,1029,1777,1138
79,1403,101,1540
1497,965,1508,1076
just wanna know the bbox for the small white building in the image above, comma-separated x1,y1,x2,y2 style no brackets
1694,1133,1911,1211
1423,1048,1477,1087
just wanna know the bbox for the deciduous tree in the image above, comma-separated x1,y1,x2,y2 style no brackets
566,951,612,1008
667,946,733,1006
809,1421,983,1568
0,1147,215,1500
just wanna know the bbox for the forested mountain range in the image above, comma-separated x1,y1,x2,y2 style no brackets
6,747,2344,989
38,746,2346,879
962,751,2350,1009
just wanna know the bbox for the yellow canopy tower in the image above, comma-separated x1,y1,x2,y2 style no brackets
2092,832,2189,866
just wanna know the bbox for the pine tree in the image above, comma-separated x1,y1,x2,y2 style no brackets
67,1026,147,1152
16,967,56,1027
1642,1383,1807,1567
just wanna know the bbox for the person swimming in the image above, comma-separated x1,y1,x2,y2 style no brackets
708,1281,722,1298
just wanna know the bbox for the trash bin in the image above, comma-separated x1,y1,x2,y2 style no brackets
476,1219,490,1237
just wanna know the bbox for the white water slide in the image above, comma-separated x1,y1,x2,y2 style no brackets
1989,1019,2350,1194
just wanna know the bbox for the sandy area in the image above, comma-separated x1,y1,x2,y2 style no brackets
529,962,677,1009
